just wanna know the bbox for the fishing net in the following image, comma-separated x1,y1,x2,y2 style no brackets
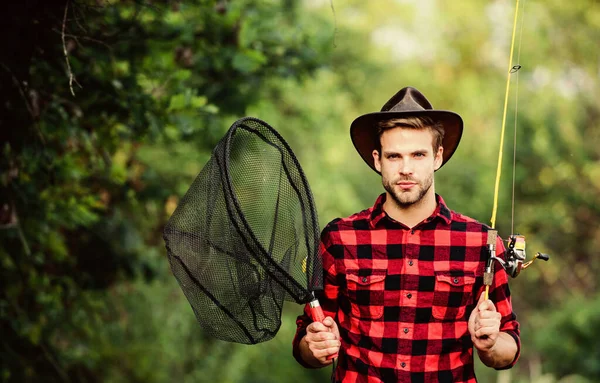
163,117,322,344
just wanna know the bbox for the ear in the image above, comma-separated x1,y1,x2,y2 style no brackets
372,149,382,172
433,146,444,171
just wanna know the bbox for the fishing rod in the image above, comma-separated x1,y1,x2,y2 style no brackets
483,0,549,299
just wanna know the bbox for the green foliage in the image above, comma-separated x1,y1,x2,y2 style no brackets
533,293,600,380
1,0,599,381
1,0,330,381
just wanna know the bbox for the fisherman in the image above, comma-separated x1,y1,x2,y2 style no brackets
293,87,520,382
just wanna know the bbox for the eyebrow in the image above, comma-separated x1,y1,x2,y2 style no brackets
383,149,430,156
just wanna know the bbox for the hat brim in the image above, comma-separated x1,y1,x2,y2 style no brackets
350,110,463,173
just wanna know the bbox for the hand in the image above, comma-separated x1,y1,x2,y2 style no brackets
468,292,502,353
304,316,341,365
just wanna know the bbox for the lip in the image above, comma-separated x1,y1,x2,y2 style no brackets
396,182,417,190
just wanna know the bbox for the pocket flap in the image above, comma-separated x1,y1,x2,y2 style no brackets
436,272,476,286
346,270,386,286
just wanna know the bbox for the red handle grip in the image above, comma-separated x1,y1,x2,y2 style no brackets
308,301,338,360
309,304,325,322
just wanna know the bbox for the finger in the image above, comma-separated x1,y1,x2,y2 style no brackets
478,310,501,320
307,321,328,333
322,316,335,327
321,339,341,350
475,326,499,339
314,346,340,361
478,299,497,312
310,337,340,350
326,318,341,338
475,312,500,325
314,352,334,365
476,318,500,331
313,331,338,343
324,345,341,356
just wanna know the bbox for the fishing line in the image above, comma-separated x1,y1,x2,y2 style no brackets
490,0,522,229
511,0,526,234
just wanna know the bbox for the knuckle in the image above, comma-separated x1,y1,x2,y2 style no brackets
327,339,339,348
317,332,330,341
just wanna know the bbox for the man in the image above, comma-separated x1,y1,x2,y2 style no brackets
292,87,520,382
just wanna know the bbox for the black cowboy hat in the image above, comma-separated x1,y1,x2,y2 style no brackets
350,86,463,173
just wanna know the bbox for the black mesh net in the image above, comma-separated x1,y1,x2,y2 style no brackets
163,117,322,344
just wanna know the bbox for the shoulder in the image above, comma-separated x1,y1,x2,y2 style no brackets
324,206,373,231
320,206,373,239
448,210,500,235
436,194,494,234
448,210,506,252
451,210,488,227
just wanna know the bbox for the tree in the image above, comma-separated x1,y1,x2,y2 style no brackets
1,1,331,380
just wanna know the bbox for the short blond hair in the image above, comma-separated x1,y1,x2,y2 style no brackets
376,116,444,152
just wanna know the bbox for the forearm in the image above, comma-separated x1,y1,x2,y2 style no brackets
477,332,518,369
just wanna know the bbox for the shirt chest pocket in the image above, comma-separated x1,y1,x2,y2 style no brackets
346,269,386,320
432,271,476,321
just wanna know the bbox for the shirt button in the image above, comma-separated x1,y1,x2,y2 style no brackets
408,260,414,266
362,277,368,283
401,362,406,368
453,278,459,284
407,293,412,299
410,229,415,234
403,328,409,334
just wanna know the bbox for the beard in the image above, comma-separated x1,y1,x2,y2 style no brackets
382,173,434,208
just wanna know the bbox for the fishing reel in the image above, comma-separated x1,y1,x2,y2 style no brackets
489,234,550,278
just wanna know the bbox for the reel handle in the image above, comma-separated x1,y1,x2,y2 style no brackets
536,252,550,261
522,252,551,270
308,300,338,360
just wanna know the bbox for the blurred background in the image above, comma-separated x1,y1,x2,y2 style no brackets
1,0,599,382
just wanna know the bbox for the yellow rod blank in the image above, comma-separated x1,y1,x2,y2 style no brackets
491,0,521,229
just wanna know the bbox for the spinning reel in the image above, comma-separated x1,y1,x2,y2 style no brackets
484,232,550,296
493,234,550,278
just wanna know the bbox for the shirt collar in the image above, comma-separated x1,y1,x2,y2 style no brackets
369,193,453,229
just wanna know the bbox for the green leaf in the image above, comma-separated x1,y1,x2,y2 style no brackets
168,94,187,111
232,50,268,74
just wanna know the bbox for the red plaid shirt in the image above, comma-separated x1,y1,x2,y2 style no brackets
293,194,520,383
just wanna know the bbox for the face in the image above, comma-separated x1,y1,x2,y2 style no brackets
372,127,443,208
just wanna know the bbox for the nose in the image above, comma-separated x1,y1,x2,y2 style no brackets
399,158,414,176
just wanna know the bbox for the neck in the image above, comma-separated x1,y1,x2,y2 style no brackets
383,188,437,229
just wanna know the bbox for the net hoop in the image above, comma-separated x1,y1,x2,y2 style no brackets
220,117,320,304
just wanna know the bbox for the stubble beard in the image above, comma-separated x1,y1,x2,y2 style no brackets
382,173,434,209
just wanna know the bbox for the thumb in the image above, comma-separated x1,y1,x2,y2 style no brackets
478,291,486,304
478,290,494,311
476,290,487,309
322,316,335,328
323,317,340,338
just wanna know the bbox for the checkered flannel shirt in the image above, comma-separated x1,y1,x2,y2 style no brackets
293,194,520,383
